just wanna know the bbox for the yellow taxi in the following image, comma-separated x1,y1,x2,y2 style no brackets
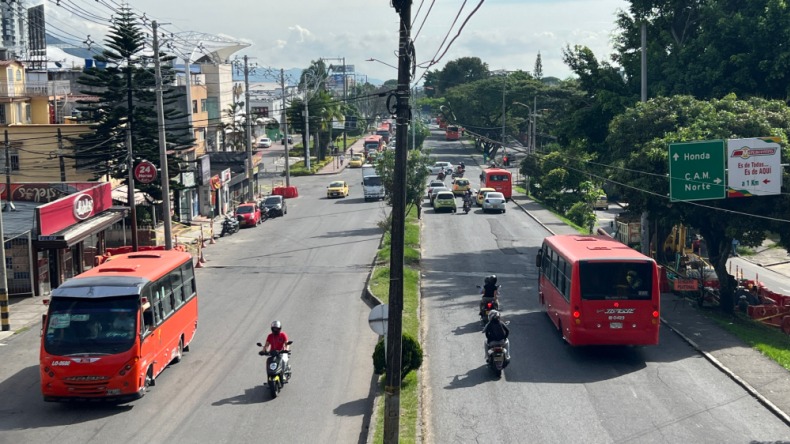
451,178,471,195
476,187,496,206
348,154,365,168
326,180,349,198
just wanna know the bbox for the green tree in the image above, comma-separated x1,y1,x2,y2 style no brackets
436,57,490,94
70,6,192,200
534,51,543,80
374,148,432,216
606,94,790,313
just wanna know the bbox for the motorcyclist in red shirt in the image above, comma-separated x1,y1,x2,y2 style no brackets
262,320,291,379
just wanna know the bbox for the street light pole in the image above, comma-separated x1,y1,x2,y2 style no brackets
280,68,291,187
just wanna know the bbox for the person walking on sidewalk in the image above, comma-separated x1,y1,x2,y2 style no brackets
339,154,345,166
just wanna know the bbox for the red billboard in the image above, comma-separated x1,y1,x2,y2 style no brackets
36,183,113,236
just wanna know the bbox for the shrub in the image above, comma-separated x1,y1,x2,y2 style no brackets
372,333,423,380
567,201,595,229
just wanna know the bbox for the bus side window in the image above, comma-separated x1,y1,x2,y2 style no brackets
169,268,182,309
535,248,543,268
143,309,155,332
181,262,196,300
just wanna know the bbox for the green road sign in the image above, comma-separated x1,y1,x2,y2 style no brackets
669,140,726,202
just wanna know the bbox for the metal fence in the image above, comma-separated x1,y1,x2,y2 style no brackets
5,231,34,297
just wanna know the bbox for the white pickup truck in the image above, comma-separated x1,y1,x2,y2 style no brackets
361,164,385,201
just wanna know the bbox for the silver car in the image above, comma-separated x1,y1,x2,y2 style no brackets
429,161,454,174
482,192,506,214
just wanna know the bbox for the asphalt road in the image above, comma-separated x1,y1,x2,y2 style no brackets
419,132,790,443
0,168,382,444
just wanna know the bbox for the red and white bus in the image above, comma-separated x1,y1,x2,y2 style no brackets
482,167,512,200
536,235,660,346
40,249,198,402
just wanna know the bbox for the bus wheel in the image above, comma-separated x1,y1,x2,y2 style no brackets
145,366,156,389
172,339,184,364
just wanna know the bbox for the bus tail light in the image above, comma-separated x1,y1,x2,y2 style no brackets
572,310,580,319
652,310,659,318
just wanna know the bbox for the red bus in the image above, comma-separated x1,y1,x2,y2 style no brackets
40,250,198,402
375,126,391,143
482,168,512,200
445,125,460,141
437,115,447,129
535,235,660,346
364,134,385,153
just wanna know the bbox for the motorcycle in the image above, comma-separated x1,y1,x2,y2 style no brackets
477,284,501,325
452,167,465,178
220,214,240,237
462,199,472,214
485,338,510,377
257,341,293,398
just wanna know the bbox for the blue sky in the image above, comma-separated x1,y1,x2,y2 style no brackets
40,0,630,83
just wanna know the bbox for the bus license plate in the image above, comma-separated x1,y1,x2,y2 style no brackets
610,322,623,329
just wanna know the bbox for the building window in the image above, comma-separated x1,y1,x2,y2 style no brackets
24,103,31,123
200,98,207,112
192,100,198,114
0,105,5,124
15,69,21,82
0,149,20,173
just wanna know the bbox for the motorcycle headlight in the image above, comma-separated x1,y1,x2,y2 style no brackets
269,363,277,370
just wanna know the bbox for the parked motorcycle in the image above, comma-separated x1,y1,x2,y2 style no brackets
220,214,240,237
257,341,293,398
477,284,501,325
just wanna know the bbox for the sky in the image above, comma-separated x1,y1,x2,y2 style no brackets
40,0,631,84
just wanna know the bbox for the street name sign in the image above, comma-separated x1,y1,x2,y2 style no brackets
726,137,782,197
669,140,726,202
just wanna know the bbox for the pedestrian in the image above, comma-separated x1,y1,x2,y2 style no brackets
340,154,345,166
350,148,354,157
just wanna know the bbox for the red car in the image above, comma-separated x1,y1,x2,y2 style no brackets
235,203,261,227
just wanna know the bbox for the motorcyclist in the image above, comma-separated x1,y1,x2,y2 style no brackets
437,170,446,181
262,320,291,380
483,310,510,360
479,274,499,316
462,190,473,210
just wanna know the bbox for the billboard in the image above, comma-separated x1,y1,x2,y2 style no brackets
726,137,782,197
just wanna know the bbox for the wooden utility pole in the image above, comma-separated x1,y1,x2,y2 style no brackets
384,0,411,442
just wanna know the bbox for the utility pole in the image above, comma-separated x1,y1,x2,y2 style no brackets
243,55,254,202
57,128,66,181
4,131,11,209
280,68,291,187
0,132,9,331
342,56,347,153
126,124,138,251
501,72,507,149
152,21,173,250
384,1,411,442
304,100,310,170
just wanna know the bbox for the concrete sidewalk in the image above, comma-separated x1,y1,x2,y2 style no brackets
510,192,790,425
315,138,366,176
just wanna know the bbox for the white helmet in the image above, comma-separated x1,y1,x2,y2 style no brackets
488,310,500,322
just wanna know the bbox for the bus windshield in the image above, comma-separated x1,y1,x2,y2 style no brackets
578,261,653,301
44,296,139,356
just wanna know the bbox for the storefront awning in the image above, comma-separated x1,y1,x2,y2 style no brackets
112,185,157,205
34,209,127,249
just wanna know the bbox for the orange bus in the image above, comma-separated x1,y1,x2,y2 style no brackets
535,235,660,346
482,168,512,200
364,134,386,153
40,250,198,402
375,126,391,143
445,125,460,141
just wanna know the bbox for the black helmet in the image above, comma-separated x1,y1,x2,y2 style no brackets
271,320,282,334
485,274,497,286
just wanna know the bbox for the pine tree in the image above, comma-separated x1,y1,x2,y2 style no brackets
534,51,543,80
69,6,192,200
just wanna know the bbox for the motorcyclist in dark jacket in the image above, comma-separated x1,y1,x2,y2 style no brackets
479,274,500,315
483,310,511,359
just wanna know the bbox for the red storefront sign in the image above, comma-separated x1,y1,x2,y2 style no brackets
0,182,98,203
36,183,113,236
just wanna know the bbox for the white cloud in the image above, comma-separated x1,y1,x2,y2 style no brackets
41,0,629,83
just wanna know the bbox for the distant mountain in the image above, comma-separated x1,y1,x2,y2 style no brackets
232,68,385,86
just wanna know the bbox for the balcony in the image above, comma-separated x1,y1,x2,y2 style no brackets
0,80,71,98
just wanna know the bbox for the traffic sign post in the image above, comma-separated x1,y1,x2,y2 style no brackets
726,137,782,197
669,140,726,202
